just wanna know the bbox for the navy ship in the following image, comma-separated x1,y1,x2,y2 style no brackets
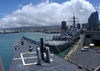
44,14,80,53
8,36,85,71
44,26,80,53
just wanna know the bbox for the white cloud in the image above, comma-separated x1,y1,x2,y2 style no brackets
19,4,23,8
0,0,96,28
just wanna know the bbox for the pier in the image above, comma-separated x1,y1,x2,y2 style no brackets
65,34,100,70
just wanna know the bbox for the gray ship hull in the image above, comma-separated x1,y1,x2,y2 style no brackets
45,36,80,54
45,41,72,54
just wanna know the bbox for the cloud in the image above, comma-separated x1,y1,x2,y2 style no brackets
0,0,96,28
19,4,23,8
0,13,8,16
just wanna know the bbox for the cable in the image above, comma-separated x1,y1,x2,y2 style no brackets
53,41,65,56
26,62,37,71
55,46,65,57
26,64,33,71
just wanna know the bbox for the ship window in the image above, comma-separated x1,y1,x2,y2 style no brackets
86,34,91,38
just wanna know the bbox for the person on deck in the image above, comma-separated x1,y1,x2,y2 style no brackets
14,46,17,51
29,46,33,52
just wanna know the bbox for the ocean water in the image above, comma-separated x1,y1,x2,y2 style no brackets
56,44,75,57
0,32,60,71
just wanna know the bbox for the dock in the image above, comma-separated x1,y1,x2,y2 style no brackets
66,35,100,70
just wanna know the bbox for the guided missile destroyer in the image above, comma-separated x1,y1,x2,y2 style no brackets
44,14,80,53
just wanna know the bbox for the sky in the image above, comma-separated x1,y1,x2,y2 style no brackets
0,0,100,29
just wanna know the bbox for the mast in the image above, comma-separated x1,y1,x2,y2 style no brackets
69,13,79,27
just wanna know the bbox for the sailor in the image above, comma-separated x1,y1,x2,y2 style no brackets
29,46,33,52
21,41,24,45
14,46,17,51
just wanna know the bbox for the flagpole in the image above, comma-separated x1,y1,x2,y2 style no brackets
22,28,23,37
45,36,46,41
43,32,46,41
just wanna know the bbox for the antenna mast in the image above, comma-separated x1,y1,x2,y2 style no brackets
69,13,79,27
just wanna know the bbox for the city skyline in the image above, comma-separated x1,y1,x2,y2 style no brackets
0,0,100,29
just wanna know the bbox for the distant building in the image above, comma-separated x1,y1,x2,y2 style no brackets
99,21,100,23
77,23,80,29
82,23,87,29
5,30,12,33
61,21,66,31
87,11,99,30
84,31,100,46
0,30,4,33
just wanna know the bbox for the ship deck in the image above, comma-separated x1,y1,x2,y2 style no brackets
9,36,85,71
44,40,70,46
67,35,100,70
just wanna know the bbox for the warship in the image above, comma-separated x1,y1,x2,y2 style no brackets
44,26,80,53
44,14,80,53
8,36,85,71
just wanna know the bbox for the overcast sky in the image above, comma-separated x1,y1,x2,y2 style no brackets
0,0,100,29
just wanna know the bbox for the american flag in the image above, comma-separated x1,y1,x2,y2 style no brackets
43,33,45,36
22,28,23,31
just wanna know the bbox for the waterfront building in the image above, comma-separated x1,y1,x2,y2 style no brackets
84,31,100,46
87,11,99,30
61,21,66,31
77,23,80,29
0,30,4,33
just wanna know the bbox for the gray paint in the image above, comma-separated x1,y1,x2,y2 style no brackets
36,47,42,65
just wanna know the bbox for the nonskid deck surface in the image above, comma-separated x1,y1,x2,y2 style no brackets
9,37,85,71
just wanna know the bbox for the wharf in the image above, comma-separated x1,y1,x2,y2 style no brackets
66,35,100,70
9,36,85,71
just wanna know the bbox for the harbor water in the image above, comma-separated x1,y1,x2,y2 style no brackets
0,32,77,71
56,44,75,58
0,32,60,71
